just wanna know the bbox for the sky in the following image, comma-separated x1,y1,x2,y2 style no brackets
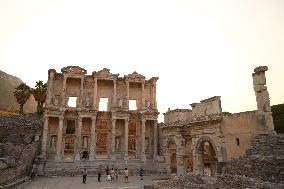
0,0,284,122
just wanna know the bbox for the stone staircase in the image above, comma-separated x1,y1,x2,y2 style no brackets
43,158,164,176
223,133,284,183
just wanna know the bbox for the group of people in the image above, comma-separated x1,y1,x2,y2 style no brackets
82,166,144,184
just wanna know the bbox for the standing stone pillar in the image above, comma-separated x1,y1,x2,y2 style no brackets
153,120,158,159
93,77,97,109
113,79,117,107
61,76,67,106
141,118,146,162
252,66,275,133
111,118,116,160
89,116,96,161
126,79,129,108
80,77,84,107
141,81,145,109
176,136,185,175
41,115,49,157
124,118,129,159
47,70,55,105
56,116,64,161
75,117,82,161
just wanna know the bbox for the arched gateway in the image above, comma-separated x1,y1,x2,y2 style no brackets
194,136,217,176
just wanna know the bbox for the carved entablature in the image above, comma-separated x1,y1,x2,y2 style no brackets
77,109,98,117
111,110,129,120
140,110,159,120
149,77,159,85
161,121,187,129
93,68,119,80
124,71,146,82
61,66,87,75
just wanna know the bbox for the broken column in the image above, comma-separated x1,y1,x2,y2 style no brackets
252,66,275,133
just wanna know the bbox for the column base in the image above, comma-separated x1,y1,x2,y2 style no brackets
141,154,146,163
124,154,129,161
75,153,81,161
89,155,95,161
110,155,116,161
55,156,61,161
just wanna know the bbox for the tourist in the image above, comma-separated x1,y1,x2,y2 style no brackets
82,168,87,184
139,168,144,180
124,168,129,183
97,167,102,182
110,167,115,182
115,168,119,182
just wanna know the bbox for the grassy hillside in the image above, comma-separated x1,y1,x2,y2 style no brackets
0,70,36,113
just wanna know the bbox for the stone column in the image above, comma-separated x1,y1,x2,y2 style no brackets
93,77,98,109
61,76,67,106
141,118,146,162
176,136,185,175
141,81,145,109
80,77,84,107
56,116,64,161
153,120,158,159
126,79,129,108
41,115,49,157
113,79,117,108
153,82,157,109
47,70,55,105
75,117,82,161
89,116,96,161
111,118,116,160
124,118,129,159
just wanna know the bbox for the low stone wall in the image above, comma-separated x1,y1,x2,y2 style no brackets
0,142,40,185
0,113,42,144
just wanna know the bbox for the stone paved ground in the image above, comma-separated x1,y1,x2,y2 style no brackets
18,174,168,189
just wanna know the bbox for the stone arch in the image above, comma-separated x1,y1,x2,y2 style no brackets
165,137,177,174
194,136,218,176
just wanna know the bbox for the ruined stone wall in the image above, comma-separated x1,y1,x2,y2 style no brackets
163,109,192,123
191,96,221,119
0,114,42,144
221,111,259,160
222,134,284,183
0,142,39,185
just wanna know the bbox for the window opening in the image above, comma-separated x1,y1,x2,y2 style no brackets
129,100,137,110
68,97,77,107
236,138,240,146
99,98,108,111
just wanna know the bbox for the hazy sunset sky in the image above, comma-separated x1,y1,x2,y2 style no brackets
0,0,283,121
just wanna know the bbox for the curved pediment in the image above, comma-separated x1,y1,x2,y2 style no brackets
93,68,119,80
61,66,87,75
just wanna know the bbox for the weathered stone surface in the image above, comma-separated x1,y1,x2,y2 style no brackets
0,113,42,144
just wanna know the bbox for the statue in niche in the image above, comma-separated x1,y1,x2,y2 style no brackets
145,137,148,152
83,137,88,149
50,136,57,149
118,99,123,107
85,97,91,107
146,100,151,108
115,137,120,150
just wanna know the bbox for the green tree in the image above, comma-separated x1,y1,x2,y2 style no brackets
32,80,47,114
13,83,31,114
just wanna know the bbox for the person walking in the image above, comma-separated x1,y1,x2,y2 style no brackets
82,168,87,184
97,167,102,182
124,168,129,183
115,168,119,182
139,168,144,180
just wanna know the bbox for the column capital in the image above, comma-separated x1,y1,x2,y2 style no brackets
141,118,146,124
59,115,64,121
125,117,129,122
91,116,96,121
